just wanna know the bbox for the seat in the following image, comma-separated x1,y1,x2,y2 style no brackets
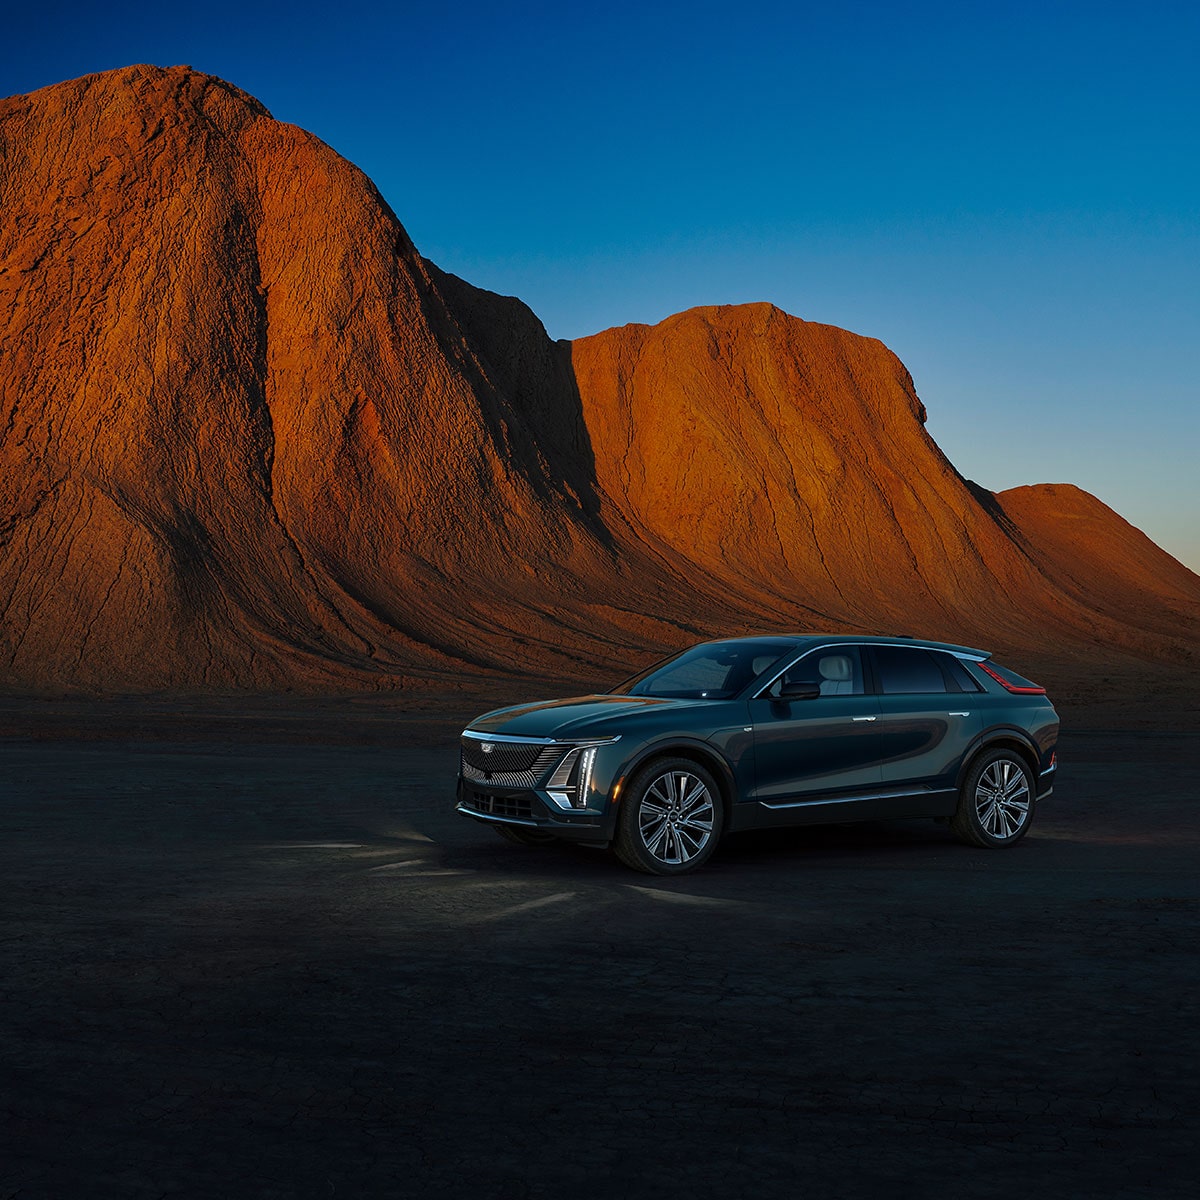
818,654,855,696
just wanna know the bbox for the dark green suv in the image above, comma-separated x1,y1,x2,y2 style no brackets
456,636,1059,875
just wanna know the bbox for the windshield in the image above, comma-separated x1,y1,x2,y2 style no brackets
613,640,796,700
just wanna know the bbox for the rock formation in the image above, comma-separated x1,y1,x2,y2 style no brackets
1,65,1196,692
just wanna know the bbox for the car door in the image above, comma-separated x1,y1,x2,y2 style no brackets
866,645,983,815
746,645,883,819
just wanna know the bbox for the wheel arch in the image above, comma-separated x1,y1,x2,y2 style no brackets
957,731,1040,791
615,739,737,834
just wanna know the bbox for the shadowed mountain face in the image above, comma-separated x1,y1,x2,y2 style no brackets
1,65,1197,692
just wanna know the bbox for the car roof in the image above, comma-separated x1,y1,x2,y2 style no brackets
702,633,991,659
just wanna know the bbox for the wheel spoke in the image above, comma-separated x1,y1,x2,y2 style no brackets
995,809,1009,837
1001,774,1027,800
646,823,670,856
643,806,672,835
978,799,998,833
662,824,680,862
648,781,671,805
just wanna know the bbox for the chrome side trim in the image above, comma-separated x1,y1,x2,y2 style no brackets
759,786,955,811
1039,764,1057,776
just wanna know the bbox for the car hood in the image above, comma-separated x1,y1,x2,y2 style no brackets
465,694,709,740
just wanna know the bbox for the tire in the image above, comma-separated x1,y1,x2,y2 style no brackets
494,825,559,847
614,757,724,875
950,749,1036,848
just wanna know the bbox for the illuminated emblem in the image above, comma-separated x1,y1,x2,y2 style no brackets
481,743,495,754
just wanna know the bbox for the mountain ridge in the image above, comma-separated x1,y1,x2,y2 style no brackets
1,65,1196,692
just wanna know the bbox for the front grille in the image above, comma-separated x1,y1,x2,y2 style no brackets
462,737,551,773
464,791,535,820
460,741,563,787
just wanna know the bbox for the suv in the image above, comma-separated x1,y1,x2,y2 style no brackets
456,636,1059,875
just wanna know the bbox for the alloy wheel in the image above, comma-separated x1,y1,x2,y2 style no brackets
974,758,1031,840
638,770,716,865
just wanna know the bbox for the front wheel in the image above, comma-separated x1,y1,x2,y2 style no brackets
614,758,724,875
950,749,1036,848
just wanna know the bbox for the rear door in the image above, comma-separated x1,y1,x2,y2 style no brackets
867,645,983,813
748,645,883,811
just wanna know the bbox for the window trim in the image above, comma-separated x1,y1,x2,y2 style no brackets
751,642,986,701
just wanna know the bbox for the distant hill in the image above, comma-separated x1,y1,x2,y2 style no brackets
2,65,1197,691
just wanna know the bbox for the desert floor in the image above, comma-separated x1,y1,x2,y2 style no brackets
2,688,1197,1199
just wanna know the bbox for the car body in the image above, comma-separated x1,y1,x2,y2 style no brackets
456,635,1059,874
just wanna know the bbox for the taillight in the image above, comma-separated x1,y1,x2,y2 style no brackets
978,660,1047,695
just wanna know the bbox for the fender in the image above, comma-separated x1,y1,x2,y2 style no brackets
611,736,739,811
955,725,1042,790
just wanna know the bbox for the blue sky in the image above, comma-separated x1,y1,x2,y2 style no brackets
5,0,1198,569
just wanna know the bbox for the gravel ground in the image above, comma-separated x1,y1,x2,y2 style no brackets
1,712,1197,1199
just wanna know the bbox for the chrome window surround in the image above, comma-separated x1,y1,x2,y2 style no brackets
751,643,987,701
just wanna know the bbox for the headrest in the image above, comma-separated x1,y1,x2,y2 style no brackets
818,655,852,682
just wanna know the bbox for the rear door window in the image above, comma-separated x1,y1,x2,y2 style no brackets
871,646,949,695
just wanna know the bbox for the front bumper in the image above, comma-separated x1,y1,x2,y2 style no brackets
456,778,613,845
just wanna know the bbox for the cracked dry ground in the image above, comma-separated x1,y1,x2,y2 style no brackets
2,708,1197,1199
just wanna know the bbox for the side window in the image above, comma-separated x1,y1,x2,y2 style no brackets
872,646,948,695
766,647,865,698
937,653,982,693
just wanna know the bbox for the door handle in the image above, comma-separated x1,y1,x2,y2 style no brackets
851,716,877,722
948,711,971,717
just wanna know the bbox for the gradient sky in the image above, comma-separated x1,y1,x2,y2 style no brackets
5,0,1198,569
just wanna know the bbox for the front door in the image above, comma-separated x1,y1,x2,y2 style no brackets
747,646,883,819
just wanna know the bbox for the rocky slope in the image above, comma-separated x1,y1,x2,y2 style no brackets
1,65,1196,692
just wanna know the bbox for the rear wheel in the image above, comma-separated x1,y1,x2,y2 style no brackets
614,757,723,875
494,826,558,847
951,749,1036,848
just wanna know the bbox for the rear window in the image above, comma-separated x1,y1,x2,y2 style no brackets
872,646,947,694
980,660,1046,694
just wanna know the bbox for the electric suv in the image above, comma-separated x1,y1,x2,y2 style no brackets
455,636,1059,875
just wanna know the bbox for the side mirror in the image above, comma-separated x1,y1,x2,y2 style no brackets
778,680,821,701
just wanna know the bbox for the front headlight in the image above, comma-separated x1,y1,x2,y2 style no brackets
545,738,618,810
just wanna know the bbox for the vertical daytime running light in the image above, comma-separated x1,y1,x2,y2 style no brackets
577,746,598,808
